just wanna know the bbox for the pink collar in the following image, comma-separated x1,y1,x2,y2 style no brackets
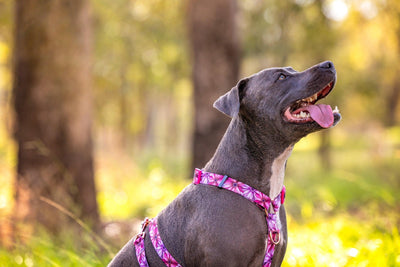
134,169,286,267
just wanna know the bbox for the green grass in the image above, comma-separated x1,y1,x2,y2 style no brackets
282,153,400,266
1,127,399,266
281,129,400,266
283,215,400,266
0,231,111,267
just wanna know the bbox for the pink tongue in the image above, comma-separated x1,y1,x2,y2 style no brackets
304,104,334,128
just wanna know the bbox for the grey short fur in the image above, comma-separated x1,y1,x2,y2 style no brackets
108,61,341,267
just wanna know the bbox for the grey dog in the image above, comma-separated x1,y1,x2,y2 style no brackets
108,61,341,266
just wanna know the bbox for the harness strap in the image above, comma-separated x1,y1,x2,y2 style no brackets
134,218,150,267
193,168,285,267
149,218,182,267
134,218,182,267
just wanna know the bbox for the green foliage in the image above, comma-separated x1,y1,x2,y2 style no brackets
92,0,191,154
96,151,188,219
0,230,111,267
281,129,400,266
283,215,400,266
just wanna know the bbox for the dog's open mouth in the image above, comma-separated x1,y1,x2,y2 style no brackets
284,81,340,128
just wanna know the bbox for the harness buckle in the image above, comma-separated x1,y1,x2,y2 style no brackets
141,218,150,232
134,232,145,245
269,230,281,245
218,175,229,188
135,218,151,244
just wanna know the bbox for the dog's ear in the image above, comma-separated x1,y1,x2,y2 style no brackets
213,78,249,118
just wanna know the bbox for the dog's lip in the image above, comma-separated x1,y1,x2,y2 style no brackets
282,80,339,127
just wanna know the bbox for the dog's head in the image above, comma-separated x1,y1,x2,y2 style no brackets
214,61,341,142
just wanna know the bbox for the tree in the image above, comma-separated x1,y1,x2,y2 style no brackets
187,0,240,171
290,0,338,170
12,0,99,234
312,0,337,170
384,0,400,126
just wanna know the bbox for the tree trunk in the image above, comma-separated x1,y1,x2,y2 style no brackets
314,0,334,170
385,18,400,127
187,0,240,171
385,79,400,126
13,0,99,234
318,130,332,170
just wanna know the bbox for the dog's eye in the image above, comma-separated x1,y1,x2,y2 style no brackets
278,74,286,80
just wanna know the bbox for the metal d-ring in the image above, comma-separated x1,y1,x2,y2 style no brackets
269,230,281,245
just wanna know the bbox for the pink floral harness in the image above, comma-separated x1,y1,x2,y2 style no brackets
134,168,286,267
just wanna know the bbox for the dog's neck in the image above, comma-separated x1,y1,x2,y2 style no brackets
204,116,294,199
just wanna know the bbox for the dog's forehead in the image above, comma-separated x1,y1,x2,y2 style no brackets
249,66,298,87
284,67,297,74
254,66,298,77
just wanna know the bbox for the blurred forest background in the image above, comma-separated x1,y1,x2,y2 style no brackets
0,0,399,266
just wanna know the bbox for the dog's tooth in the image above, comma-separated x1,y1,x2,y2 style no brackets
304,93,318,103
312,93,318,101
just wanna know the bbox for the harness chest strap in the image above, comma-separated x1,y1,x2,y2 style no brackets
193,169,285,267
134,218,182,267
134,169,286,267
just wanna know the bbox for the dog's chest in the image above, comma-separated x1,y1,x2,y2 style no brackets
269,146,293,199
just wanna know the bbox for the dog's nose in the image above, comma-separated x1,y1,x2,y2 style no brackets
318,61,334,70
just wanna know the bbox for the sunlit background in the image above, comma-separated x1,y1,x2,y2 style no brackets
0,0,400,266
